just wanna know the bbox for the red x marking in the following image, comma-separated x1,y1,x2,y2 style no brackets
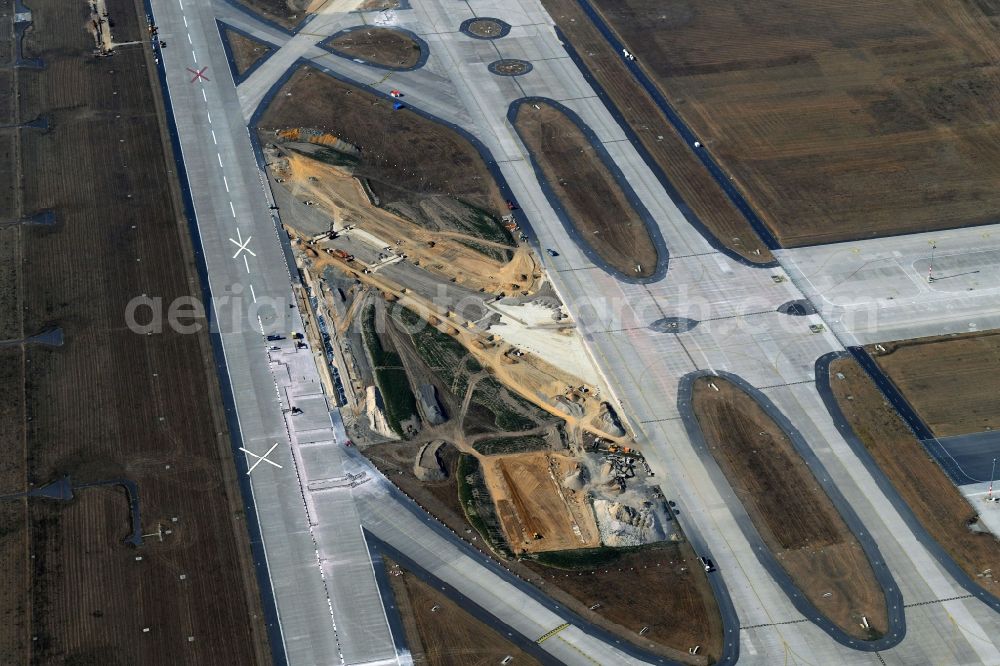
186,66,209,83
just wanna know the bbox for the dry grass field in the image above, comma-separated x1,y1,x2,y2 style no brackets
385,560,542,666
592,0,1000,246
523,541,722,664
868,331,1000,437
236,0,313,30
324,27,422,69
829,357,1000,595
540,0,773,264
513,101,658,276
0,0,270,662
258,65,507,219
225,29,272,78
692,377,887,640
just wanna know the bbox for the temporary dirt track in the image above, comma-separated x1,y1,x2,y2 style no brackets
829,358,1000,597
514,101,658,278
592,0,1000,246
867,330,1000,437
0,0,269,662
692,377,888,640
276,151,540,295
539,0,773,264
482,452,599,554
325,27,422,69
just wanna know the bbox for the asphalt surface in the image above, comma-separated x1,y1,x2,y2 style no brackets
924,432,1000,487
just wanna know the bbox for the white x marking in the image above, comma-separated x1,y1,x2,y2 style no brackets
240,442,282,474
229,228,256,260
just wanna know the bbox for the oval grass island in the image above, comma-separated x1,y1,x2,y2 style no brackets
511,98,665,280
689,375,891,643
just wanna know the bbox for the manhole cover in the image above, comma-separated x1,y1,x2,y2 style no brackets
488,59,532,76
460,17,511,40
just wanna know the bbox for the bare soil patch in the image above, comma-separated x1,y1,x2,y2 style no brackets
225,28,272,78
258,65,507,219
358,0,399,10
325,27,422,69
466,19,505,38
867,330,1000,437
385,559,542,666
829,357,1000,594
592,0,1000,246
273,151,532,295
0,348,26,662
540,0,772,263
235,0,313,30
482,452,599,553
692,377,887,640
490,59,530,76
513,101,658,277
0,0,270,662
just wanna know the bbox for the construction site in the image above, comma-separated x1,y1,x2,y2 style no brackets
257,65,723,662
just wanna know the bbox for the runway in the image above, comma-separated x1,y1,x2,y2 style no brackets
145,0,1000,663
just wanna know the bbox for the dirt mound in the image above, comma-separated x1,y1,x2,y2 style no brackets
414,440,448,481
595,402,626,437
593,500,665,547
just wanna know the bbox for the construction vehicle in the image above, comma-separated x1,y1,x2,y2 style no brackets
326,248,354,261
600,442,632,455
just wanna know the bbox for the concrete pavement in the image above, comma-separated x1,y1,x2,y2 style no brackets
149,0,1000,663
149,0,705,664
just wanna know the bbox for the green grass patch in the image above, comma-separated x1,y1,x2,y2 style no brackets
459,203,515,246
532,545,640,570
471,377,543,432
290,145,360,169
395,307,478,397
457,454,511,557
363,305,416,437
472,435,548,456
